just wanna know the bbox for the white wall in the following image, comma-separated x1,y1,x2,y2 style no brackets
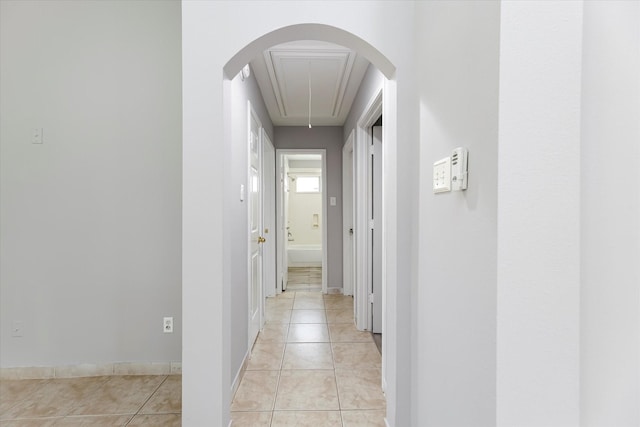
497,2,583,425
414,2,500,425
288,175,322,246
182,3,417,425
0,0,182,367
225,70,274,384
274,127,342,285
580,2,640,425
343,64,384,142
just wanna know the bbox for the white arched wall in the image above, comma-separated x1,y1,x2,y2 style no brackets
182,3,418,426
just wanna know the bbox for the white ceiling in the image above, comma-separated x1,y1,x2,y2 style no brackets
251,40,370,127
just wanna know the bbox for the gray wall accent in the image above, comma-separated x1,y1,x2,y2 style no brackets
0,0,182,366
415,2,500,425
273,127,343,288
225,70,274,382
580,2,640,425
288,160,321,169
343,65,385,142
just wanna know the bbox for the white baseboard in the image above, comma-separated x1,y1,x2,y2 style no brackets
231,349,250,398
326,286,344,294
0,361,182,380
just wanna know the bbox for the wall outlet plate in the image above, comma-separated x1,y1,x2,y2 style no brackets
163,317,173,333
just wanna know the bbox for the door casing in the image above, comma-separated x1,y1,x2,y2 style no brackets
276,149,328,294
262,130,276,299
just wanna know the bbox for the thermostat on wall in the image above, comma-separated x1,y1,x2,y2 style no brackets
433,156,451,193
451,147,468,191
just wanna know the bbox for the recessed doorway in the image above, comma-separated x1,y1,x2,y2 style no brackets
276,150,327,294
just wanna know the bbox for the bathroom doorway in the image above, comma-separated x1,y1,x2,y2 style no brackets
276,150,327,294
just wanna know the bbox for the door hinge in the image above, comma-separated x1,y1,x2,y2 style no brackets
369,144,375,155
369,219,375,229
369,293,374,304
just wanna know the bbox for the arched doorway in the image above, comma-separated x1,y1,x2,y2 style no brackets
224,24,395,425
182,5,416,425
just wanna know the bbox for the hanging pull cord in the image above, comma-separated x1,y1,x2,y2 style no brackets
308,61,312,129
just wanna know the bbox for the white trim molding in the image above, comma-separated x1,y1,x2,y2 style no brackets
0,362,182,380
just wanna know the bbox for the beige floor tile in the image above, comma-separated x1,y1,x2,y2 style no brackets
271,410,342,426
287,324,330,343
287,284,322,291
0,419,60,427
230,411,272,427
277,291,296,299
265,309,292,323
335,369,386,410
127,413,180,426
139,375,181,414
323,293,347,299
324,297,354,310
329,323,374,343
326,308,355,324
294,291,323,299
3,377,110,419
266,298,294,310
282,343,334,370
332,343,382,369
292,299,325,309
66,375,164,416
274,370,339,411
257,323,289,343
341,410,387,427
290,309,326,324
0,379,51,416
230,371,279,412
247,342,285,370
53,415,133,426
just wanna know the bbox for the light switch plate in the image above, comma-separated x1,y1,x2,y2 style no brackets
433,157,451,193
32,128,43,144
330,196,336,206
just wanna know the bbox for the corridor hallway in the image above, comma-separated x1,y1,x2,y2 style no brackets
230,290,385,426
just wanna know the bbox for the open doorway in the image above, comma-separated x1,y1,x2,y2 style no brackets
276,150,327,294
183,14,405,425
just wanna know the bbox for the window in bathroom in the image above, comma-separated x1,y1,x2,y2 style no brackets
296,175,321,193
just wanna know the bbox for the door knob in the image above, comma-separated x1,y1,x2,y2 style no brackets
258,236,266,243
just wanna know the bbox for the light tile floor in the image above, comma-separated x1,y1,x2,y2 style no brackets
231,291,386,427
0,374,181,426
0,274,381,427
286,267,322,292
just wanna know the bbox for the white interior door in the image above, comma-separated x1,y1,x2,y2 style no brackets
248,102,263,348
371,125,383,333
262,130,276,298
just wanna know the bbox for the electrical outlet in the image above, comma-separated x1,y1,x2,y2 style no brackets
163,317,173,333
12,321,24,337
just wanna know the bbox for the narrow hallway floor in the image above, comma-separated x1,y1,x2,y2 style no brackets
285,267,322,292
231,291,385,427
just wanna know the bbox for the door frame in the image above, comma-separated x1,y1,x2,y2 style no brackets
276,148,328,294
355,89,383,331
342,131,355,297
262,129,276,299
370,124,383,333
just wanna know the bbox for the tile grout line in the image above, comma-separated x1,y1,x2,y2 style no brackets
123,375,169,427
236,287,381,425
